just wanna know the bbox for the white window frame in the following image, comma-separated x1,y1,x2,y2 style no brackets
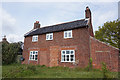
61,50,75,62
32,35,38,42
46,33,53,40
29,51,38,61
64,30,72,39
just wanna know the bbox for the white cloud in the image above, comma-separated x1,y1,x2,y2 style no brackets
1,7,16,32
0,7,23,43
7,34,24,43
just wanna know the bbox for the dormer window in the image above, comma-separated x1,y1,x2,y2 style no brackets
64,30,72,38
32,35,38,42
46,33,53,40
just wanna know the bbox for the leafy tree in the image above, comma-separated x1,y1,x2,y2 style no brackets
2,42,21,64
95,19,120,48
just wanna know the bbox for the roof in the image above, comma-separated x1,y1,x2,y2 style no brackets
24,19,89,37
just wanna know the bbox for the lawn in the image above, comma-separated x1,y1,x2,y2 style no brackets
2,64,119,78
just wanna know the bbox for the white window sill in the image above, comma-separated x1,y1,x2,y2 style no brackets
46,39,53,41
61,61,75,63
32,41,38,42
29,60,38,61
64,37,73,39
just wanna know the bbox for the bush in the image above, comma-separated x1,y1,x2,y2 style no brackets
101,62,109,78
2,43,20,64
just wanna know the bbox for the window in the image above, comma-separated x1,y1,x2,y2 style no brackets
46,33,53,40
32,35,38,42
61,50,75,62
64,30,72,38
29,51,38,61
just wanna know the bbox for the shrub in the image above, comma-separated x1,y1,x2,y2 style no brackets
2,43,21,65
101,62,109,78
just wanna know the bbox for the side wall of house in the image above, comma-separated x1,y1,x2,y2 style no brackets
22,27,90,68
90,37,119,72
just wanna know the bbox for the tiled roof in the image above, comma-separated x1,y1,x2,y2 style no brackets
24,19,89,37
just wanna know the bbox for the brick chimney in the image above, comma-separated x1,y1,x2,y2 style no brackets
2,35,7,41
85,6,94,37
34,21,40,29
2,35,9,43
85,6,91,23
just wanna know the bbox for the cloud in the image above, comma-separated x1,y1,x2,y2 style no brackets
0,7,23,42
7,34,24,43
1,7,16,32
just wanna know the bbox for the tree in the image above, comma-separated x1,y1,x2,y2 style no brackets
95,19,120,48
2,42,21,64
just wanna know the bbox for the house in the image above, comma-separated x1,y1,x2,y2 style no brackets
22,6,119,72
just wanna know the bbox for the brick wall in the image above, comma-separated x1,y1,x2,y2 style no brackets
90,36,119,72
22,27,90,68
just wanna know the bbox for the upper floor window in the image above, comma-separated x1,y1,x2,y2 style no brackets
46,33,53,40
29,51,38,61
32,35,38,42
61,50,75,62
64,30,72,38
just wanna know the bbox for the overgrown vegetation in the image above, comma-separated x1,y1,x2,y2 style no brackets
85,57,93,71
101,62,109,79
2,42,21,64
2,64,118,78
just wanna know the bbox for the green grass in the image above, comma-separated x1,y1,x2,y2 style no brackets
2,64,119,78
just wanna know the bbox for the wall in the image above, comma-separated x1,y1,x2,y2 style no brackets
22,27,90,68
90,36,119,72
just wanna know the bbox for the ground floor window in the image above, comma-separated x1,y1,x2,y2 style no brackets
29,51,38,61
61,50,75,62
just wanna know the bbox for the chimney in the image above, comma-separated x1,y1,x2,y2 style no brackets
85,6,91,23
85,6,94,37
2,35,9,43
2,35,7,41
34,21,40,29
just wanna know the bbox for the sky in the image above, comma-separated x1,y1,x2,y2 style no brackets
0,0,119,43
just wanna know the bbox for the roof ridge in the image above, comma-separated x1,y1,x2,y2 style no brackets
40,19,86,29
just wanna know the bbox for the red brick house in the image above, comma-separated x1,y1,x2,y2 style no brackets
22,7,119,72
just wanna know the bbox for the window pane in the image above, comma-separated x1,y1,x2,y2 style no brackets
62,51,65,54
61,55,64,61
69,32,71,37
33,51,35,54
64,55,65,61
36,37,38,40
30,55,32,59
50,35,52,39
35,55,38,60
67,55,69,61
33,55,34,59
71,55,74,61
71,51,74,54
66,51,69,54
36,51,38,54
47,35,49,39
65,32,67,37
30,52,32,55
